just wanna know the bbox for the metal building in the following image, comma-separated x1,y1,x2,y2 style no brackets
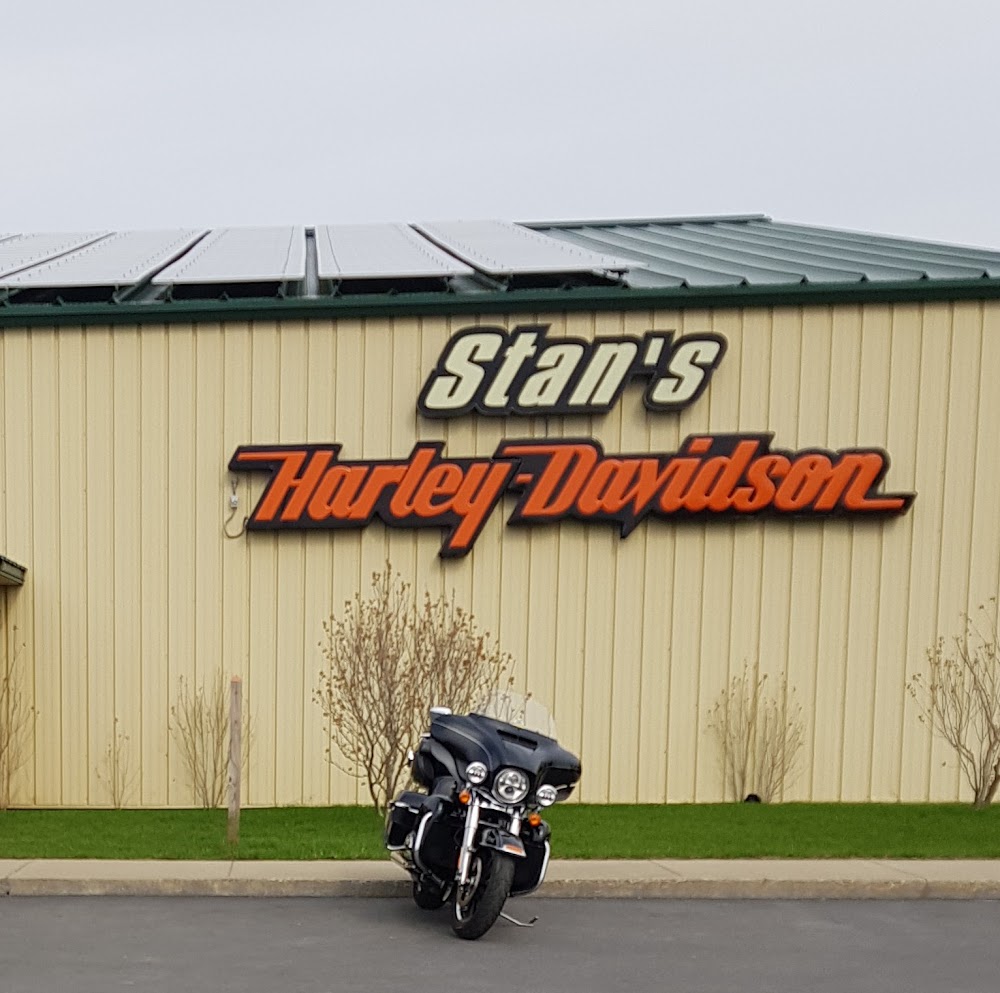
2,215,1000,807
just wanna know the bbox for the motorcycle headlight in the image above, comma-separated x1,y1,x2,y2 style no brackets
493,768,530,804
465,761,488,785
536,784,558,807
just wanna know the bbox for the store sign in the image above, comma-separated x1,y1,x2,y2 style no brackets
418,325,726,417
229,436,912,558
230,324,914,557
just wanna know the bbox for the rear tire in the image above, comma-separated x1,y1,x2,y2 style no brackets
412,878,449,910
452,851,515,940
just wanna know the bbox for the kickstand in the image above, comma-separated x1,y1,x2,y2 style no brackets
499,911,538,928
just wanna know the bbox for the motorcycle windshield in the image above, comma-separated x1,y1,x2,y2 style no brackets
430,713,581,790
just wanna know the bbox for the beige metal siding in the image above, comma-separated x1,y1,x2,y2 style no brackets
1,301,997,806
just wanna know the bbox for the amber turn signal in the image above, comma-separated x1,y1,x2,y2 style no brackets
458,790,471,805
527,811,542,827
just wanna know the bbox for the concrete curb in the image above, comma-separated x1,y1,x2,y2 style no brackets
3,859,1000,899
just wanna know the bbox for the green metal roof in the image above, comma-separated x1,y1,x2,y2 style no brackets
2,215,999,328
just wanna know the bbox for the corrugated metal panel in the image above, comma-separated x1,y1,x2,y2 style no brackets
0,232,109,279
544,227,788,287
539,218,1000,288
704,222,986,280
315,223,474,279
414,219,638,275
2,229,205,288
763,220,1000,274
152,226,306,284
615,225,860,283
5,303,1000,807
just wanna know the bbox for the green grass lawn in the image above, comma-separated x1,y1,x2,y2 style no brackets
1,803,998,861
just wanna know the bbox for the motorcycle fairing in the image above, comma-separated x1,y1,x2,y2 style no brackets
429,713,581,793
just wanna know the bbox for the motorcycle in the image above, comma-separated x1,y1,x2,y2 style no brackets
384,706,581,940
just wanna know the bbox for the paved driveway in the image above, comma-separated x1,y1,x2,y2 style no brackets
2,897,998,993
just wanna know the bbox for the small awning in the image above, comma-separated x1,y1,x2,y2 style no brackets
0,555,26,586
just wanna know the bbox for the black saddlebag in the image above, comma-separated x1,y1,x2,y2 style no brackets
384,791,426,850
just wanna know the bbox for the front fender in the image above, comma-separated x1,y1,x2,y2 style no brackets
478,827,526,858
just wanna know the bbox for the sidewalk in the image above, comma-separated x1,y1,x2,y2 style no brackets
3,859,1000,899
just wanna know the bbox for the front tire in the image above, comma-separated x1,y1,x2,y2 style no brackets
452,850,515,940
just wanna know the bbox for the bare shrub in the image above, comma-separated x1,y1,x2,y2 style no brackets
97,717,138,809
907,601,1000,809
707,662,806,802
1,621,33,810
314,564,516,813
171,672,251,808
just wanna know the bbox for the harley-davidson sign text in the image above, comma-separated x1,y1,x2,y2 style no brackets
230,435,913,558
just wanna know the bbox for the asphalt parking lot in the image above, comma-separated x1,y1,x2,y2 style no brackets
2,896,998,993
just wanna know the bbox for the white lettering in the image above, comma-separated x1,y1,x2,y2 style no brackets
421,331,503,412
518,343,585,407
568,341,639,407
483,331,538,408
649,339,724,407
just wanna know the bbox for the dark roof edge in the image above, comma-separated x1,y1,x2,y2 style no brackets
2,278,999,330
521,213,771,230
0,554,27,587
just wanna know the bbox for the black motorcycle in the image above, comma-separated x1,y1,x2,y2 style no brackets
384,707,581,939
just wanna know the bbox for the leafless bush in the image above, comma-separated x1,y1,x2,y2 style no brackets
314,563,516,813
171,672,251,808
907,601,1000,809
97,717,138,809
1,621,33,810
707,662,805,802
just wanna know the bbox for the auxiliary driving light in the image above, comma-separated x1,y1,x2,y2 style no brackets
465,761,488,785
536,784,558,807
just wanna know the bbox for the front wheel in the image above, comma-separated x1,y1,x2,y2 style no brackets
452,850,515,940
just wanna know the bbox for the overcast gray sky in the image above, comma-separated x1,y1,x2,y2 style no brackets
3,0,999,248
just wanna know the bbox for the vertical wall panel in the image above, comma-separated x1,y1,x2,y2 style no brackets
544,309,587,795
139,326,170,806
84,329,114,805
811,306,863,800
300,320,336,805
221,323,253,800
111,330,143,809
165,326,197,805
637,309,683,803
730,308,772,688
192,322,226,720
695,308,742,801
899,304,953,801
870,305,921,801
29,330,61,804
930,303,982,801
245,324,280,805
272,321,308,805
755,308,802,798
840,305,892,801
788,307,832,800
606,309,655,803
327,319,365,804
57,331,88,805
4,331,36,804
